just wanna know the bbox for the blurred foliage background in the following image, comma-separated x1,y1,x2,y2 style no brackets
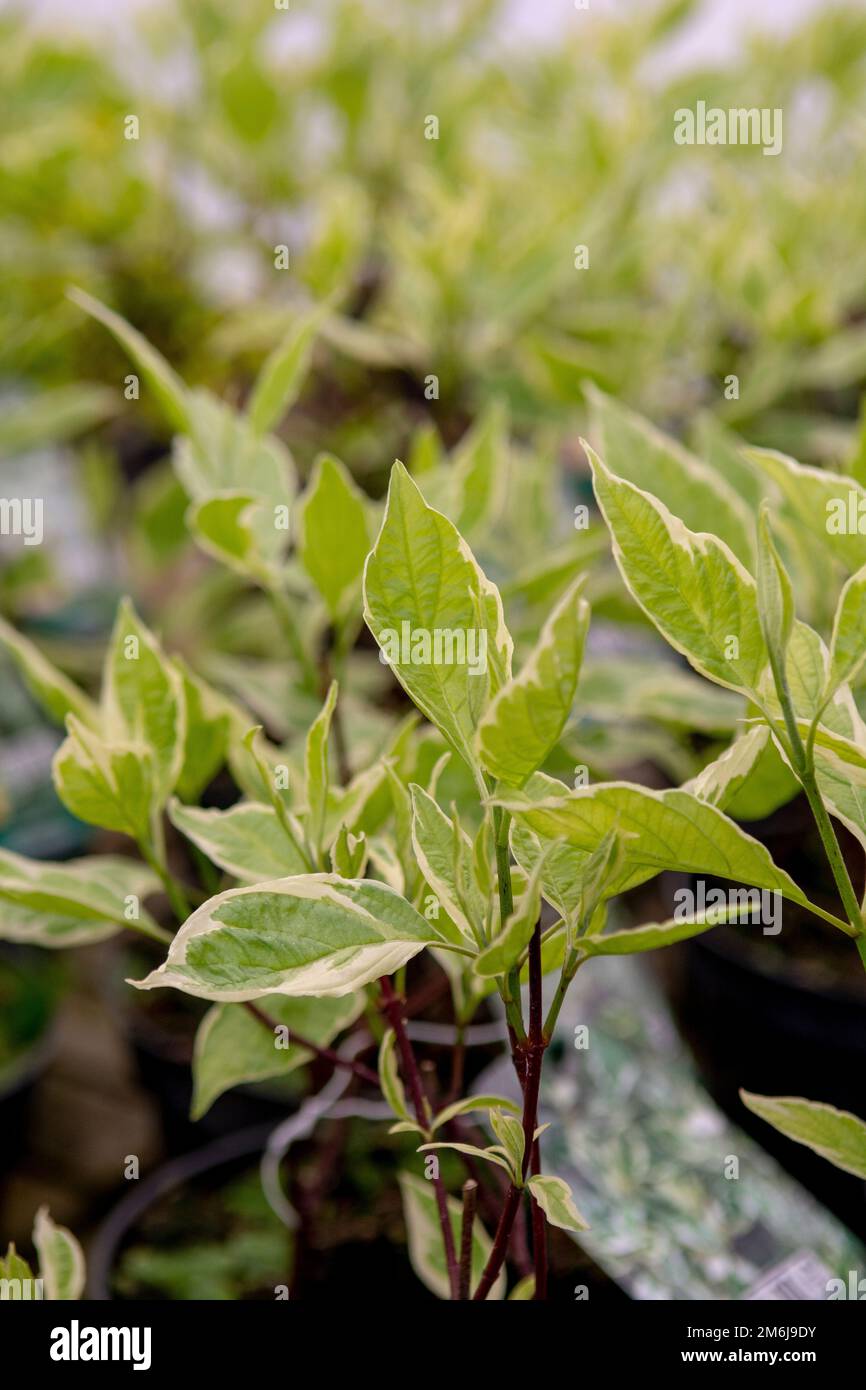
4,0,866,792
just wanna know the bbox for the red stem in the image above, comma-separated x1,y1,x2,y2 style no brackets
243,1002,379,1087
379,976,460,1300
473,917,548,1300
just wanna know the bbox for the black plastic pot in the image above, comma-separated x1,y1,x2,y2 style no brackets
112,943,297,1152
670,919,866,1241
87,1123,279,1299
88,1121,432,1302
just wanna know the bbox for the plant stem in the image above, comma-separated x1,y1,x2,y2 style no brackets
770,662,865,956
140,832,191,926
379,975,460,1299
243,1002,379,1086
492,804,526,1040
270,584,317,689
125,913,173,945
543,948,583,1040
530,1140,548,1301
474,917,547,1300
458,1180,478,1300
801,773,865,939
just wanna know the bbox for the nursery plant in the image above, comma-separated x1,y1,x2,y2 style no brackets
6,353,866,1296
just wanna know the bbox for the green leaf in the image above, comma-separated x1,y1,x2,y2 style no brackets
451,398,508,534
103,598,186,803
490,1108,526,1184
0,1243,35,1292
582,899,749,957
477,578,589,786
191,992,362,1119
746,447,866,573
827,561,866,696
187,492,284,585
32,1207,85,1300
330,825,367,877
378,1028,417,1127
0,849,161,945
474,854,545,979
398,1171,504,1300
0,615,98,729
510,782,592,921
131,874,444,1001
588,445,767,698
175,391,295,512
53,716,155,844
0,382,117,457
409,784,484,943
305,681,338,857
68,287,191,434
497,781,847,929
686,725,772,810
247,306,323,435
740,1092,866,1179
363,461,512,784
297,454,371,622
756,505,795,678
173,661,231,803
588,387,754,566
168,800,308,882
527,1175,588,1233
431,1094,521,1134
417,1141,514,1177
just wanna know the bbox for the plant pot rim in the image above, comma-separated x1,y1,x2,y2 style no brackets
86,1122,278,1300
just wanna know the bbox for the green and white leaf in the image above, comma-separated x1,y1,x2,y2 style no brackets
0,849,161,945
589,446,767,698
685,725,771,810
192,992,362,1119
187,492,285,586
490,1108,525,1184
296,454,371,622
247,305,322,436
169,800,308,882
379,1027,417,1128
477,578,589,786
32,1207,85,1300
589,387,754,566
68,287,191,434
474,854,545,979
53,717,155,844
363,461,512,784
0,615,97,729
746,447,866,573
740,1092,866,1180
826,561,866,697
131,874,444,1001
756,505,795,677
103,598,185,802
498,781,848,930
430,1094,521,1134
305,681,338,856
526,1175,589,1233
410,783,484,943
